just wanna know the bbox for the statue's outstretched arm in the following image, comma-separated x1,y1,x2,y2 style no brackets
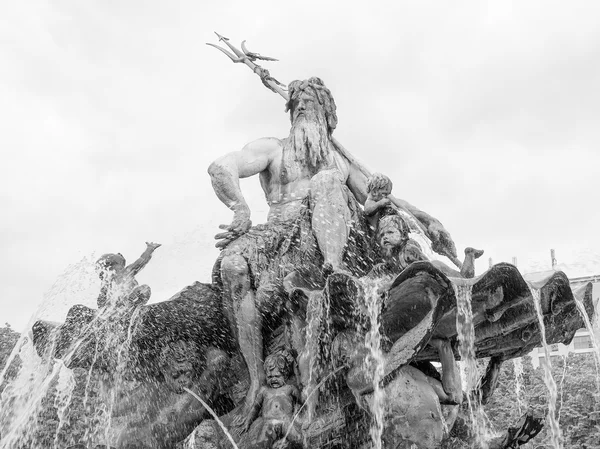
126,242,161,277
388,195,458,260
208,138,279,247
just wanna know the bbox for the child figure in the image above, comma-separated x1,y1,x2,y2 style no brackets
365,173,465,268
373,212,484,279
364,172,394,230
241,350,303,449
95,241,161,309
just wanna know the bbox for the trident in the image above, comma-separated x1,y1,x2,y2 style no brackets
206,32,371,178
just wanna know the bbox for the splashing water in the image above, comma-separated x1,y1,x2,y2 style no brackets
453,281,490,447
0,255,158,448
0,340,63,449
52,361,76,449
283,364,348,442
529,286,563,449
362,279,386,449
0,257,99,388
557,354,568,423
299,290,325,421
513,358,525,416
103,306,144,445
0,258,98,449
183,387,240,449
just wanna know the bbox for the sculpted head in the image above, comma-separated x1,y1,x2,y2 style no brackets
367,173,393,201
263,349,294,388
377,213,409,259
283,77,337,171
285,77,337,133
96,253,126,278
158,340,198,393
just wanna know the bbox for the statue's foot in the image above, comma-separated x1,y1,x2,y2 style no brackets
464,247,484,259
510,410,544,446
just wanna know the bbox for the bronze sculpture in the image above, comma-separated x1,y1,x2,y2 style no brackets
22,35,596,449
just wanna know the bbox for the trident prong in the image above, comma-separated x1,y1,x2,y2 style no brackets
205,43,247,63
241,40,279,62
208,32,287,94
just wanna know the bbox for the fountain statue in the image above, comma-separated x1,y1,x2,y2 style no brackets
1,34,595,449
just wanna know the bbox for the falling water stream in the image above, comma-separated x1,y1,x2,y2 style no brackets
362,279,385,449
52,361,76,449
299,290,325,422
183,387,240,449
530,286,563,449
556,354,568,423
0,344,63,449
453,281,492,448
512,358,525,416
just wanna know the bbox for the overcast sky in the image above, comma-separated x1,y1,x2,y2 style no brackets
1,0,599,331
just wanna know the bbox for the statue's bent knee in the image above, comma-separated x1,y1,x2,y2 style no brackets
220,254,249,280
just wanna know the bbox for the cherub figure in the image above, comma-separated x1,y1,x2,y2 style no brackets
95,241,161,310
372,212,484,279
241,350,303,449
364,172,395,230
364,173,462,264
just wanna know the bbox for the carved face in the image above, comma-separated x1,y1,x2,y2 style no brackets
379,225,403,249
286,91,331,171
159,341,197,393
291,92,322,124
266,365,286,389
264,352,292,389
377,215,410,260
162,358,194,393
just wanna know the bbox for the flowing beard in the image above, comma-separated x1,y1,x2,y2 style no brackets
285,112,331,171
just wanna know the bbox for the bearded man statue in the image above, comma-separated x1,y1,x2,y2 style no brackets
207,77,456,416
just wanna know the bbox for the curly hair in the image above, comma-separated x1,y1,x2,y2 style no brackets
285,77,338,134
377,212,409,238
264,349,295,379
367,173,393,194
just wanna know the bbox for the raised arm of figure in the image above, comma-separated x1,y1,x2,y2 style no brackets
126,242,162,277
208,138,280,247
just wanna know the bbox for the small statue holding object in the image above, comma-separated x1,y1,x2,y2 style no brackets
241,350,303,449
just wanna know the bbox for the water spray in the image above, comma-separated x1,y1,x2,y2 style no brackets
183,387,240,449
283,363,349,441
